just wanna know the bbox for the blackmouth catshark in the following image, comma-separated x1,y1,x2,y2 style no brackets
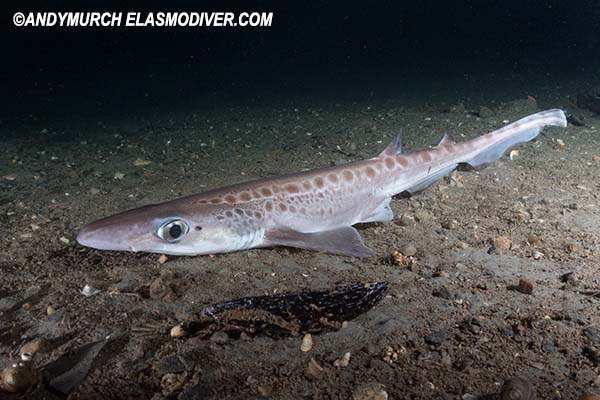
77,109,567,257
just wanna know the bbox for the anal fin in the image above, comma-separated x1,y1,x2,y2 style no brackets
264,226,375,257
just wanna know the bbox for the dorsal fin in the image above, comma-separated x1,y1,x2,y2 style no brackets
379,131,403,157
438,132,454,146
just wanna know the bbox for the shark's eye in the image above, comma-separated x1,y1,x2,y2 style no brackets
157,220,189,243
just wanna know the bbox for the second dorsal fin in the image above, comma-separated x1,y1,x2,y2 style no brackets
379,131,403,157
438,132,454,146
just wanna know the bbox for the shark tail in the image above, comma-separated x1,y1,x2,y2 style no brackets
461,108,567,169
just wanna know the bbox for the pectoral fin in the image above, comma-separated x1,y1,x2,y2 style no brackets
264,226,375,257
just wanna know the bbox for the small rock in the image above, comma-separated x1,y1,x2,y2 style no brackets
257,385,273,397
149,277,176,302
160,372,186,395
20,338,49,355
414,210,433,222
170,325,186,338
532,251,544,260
353,383,388,400
477,106,494,118
500,376,536,400
560,272,576,284
401,244,417,257
584,327,600,346
425,329,448,346
391,251,417,269
516,278,534,295
300,333,314,352
89,188,100,195
81,284,100,297
113,172,125,180
210,331,229,345
46,304,56,315
334,352,351,368
157,254,169,264
304,358,324,380
133,159,152,167
441,220,458,230
583,347,600,364
493,236,512,251
432,286,452,300
396,214,416,226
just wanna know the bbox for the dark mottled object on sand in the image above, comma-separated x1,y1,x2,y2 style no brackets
566,112,586,126
500,377,536,400
182,282,388,338
578,85,600,114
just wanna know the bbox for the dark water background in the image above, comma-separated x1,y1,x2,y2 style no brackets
1,0,599,137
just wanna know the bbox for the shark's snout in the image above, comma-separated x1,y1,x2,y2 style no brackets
77,222,135,252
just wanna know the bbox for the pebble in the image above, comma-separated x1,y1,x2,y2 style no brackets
170,325,186,338
353,383,388,400
432,285,452,300
560,272,576,284
46,304,56,315
20,337,48,355
300,333,314,352
133,159,152,167
425,329,449,346
334,352,351,368
414,210,433,222
401,244,417,257
478,106,494,118
527,235,541,246
441,220,458,230
149,277,176,302
391,251,417,269
500,377,536,400
113,172,125,180
257,385,273,396
516,278,534,295
157,254,169,264
81,284,101,297
493,236,512,251
532,251,544,260
210,331,229,345
584,327,600,346
304,358,324,380
396,214,416,226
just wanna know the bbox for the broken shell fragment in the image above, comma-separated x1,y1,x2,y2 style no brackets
81,284,101,297
133,158,152,167
509,149,520,160
300,333,314,352
334,352,351,368
391,251,417,269
170,324,187,338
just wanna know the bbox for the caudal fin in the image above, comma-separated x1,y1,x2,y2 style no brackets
463,108,567,169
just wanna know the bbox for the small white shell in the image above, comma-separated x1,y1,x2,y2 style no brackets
300,334,314,352
81,284,100,297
